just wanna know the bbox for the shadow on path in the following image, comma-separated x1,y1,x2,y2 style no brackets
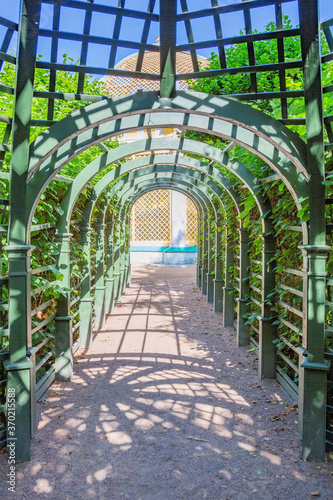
0,266,332,499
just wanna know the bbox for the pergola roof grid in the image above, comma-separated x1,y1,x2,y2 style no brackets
0,0,331,132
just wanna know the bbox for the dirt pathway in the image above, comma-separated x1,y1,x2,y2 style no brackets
1,265,332,499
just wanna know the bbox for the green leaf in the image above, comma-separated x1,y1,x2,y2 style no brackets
48,266,63,278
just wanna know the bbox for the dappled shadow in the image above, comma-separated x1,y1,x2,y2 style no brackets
1,266,332,499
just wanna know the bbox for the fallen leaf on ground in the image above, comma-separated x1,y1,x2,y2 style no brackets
185,436,210,443
190,450,247,457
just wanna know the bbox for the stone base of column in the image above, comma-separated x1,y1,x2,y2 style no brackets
79,297,93,350
105,278,115,313
201,268,208,295
298,358,330,460
126,264,131,287
196,264,201,287
4,358,33,462
258,316,276,379
223,287,234,327
213,278,223,312
113,272,122,303
94,286,106,331
207,273,214,303
237,298,250,346
120,267,126,295
55,314,73,381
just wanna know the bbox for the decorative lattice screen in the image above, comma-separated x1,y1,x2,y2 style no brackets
131,190,171,241
185,197,198,246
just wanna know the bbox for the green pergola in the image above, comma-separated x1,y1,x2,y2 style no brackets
0,0,332,462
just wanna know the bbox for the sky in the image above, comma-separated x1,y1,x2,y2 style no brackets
0,0,332,69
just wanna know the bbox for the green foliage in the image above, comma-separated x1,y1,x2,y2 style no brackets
0,18,332,394
0,57,121,370
187,16,333,378
188,16,303,116
188,16,332,137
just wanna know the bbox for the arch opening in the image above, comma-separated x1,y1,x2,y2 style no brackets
1,0,331,466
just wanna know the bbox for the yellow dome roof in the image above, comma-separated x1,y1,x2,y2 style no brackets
105,51,208,96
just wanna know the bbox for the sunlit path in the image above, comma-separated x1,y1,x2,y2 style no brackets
1,266,332,499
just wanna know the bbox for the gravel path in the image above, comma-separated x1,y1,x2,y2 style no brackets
1,265,332,500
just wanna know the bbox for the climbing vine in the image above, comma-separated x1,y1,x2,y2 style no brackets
188,17,333,389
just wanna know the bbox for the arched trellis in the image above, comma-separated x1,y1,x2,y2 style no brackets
120,185,207,303
79,159,267,305
5,91,328,464
79,173,214,350
86,162,239,306
93,179,208,320
118,179,212,293
24,92,309,236
50,139,279,337
93,174,224,314
52,145,277,367
55,150,273,232
90,171,221,305
2,0,330,469
117,183,206,296
71,164,275,373
27,107,304,392
119,179,214,301
117,178,274,362
48,136,281,378
27,92,307,183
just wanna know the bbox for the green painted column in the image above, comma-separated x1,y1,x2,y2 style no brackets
6,0,41,462
117,217,125,296
223,227,234,327
4,245,34,462
213,209,224,313
126,256,131,288
79,226,93,350
299,245,330,459
201,216,208,296
298,0,330,461
120,217,127,296
54,231,73,381
94,218,106,331
259,233,276,379
206,214,215,304
105,217,115,314
196,215,203,287
125,216,131,288
160,0,176,98
237,227,250,346
113,220,122,304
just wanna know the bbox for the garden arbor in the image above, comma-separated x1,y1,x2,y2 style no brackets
0,0,332,462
